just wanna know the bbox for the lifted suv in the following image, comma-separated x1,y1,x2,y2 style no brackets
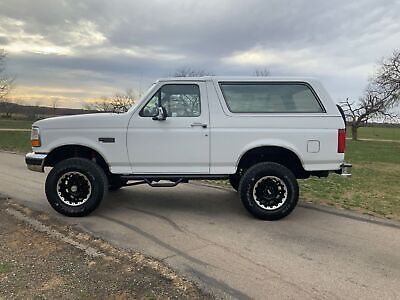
26,77,351,220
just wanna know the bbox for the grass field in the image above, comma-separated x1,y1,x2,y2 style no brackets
347,126,400,140
0,119,33,129
0,131,31,153
300,140,400,221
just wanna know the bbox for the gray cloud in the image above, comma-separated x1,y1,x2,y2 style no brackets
0,0,399,107
0,35,8,45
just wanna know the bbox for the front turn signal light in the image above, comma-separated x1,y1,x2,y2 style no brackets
31,126,41,148
31,139,41,147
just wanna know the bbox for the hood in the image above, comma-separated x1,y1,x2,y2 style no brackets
33,113,129,129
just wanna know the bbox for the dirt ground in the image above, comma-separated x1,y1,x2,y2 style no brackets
0,197,211,299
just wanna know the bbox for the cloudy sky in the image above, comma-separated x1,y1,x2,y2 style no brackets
0,0,399,108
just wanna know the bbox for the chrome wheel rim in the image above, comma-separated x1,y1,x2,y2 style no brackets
56,171,92,206
252,176,288,210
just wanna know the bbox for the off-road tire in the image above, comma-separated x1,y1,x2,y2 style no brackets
45,158,108,217
239,162,299,220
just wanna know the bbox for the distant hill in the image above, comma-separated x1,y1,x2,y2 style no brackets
0,102,97,120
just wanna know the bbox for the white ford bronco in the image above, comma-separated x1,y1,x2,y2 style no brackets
26,77,351,220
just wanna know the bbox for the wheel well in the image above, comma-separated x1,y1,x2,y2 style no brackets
44,145,110,175
237,146,308,179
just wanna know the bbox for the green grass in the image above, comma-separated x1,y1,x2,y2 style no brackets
0,131,31,153
300,165,400,220
0,262,13,273
347,126,400,141
0,118,33,129
301,140,400,220
345,140,400,164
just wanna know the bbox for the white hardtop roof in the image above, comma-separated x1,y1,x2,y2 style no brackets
157,76,319,83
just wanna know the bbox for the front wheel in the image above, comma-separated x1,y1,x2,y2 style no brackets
45,158,108,217
239,162,299,220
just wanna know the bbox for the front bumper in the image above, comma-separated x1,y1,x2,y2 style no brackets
335,163,352,177
25,152,47,173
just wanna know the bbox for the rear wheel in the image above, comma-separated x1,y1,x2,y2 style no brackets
239,162,299,220
45,158,107,217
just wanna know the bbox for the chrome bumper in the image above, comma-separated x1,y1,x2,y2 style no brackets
336,163,352,177
25,152,47,173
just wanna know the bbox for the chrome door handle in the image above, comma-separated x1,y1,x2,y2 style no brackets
190,122,207,128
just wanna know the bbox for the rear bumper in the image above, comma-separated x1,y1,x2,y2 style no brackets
335,163,352,177
25,152,47,173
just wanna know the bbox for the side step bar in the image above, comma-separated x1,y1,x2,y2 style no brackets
123,179,182,188
145,179,183,187
120,174,229,188
121,174,228,181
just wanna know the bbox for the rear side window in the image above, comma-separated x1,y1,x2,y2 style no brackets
219,82,324,113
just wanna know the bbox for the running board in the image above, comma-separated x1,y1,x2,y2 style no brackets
145,179,183,187
123,179,185,188
121,174,228,181
120,174,229,188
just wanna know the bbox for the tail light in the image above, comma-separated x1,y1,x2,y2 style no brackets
338,129,346,153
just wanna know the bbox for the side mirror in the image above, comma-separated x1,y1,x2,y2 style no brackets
152,106,167,121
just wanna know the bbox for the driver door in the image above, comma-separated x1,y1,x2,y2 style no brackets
127,82,210,174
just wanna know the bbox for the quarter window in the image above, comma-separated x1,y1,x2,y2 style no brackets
140,84,201,117
219,83,324,113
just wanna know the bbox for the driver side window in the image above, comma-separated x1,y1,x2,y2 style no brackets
140,84,201,117
140,93,159,117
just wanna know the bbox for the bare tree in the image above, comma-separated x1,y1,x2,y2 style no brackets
341,50,400,140
0,50,11,100
341,87,399,140
84,97,113,112
109,89,136,113
0,50,15,117
51,98,60,114
85,90,136,113
1,101,16,118
375,49,400,101
173,67,214,77
254,68,270,76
